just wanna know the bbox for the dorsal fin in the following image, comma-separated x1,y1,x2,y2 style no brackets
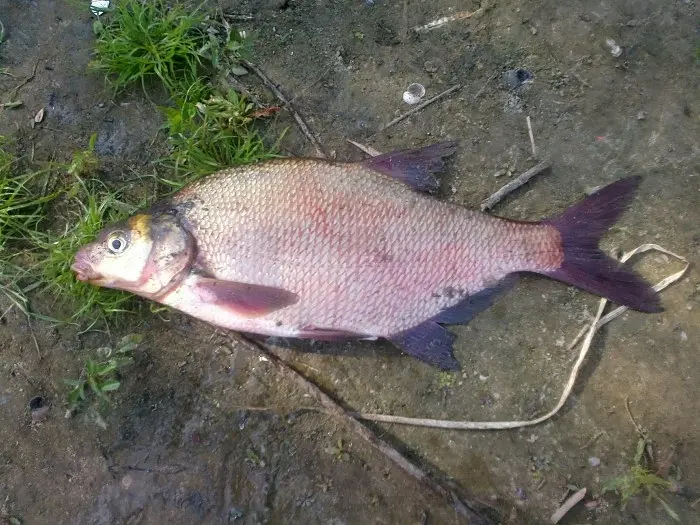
361,141,458,193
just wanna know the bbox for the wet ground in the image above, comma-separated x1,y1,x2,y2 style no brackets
1,0,699,524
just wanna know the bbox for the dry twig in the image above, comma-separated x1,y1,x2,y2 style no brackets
9,60,38,101
550,487,587,524
480,161,551,211
526,116,537,157
413,9,482,33
381,84,462,131
242,60,327,159
473,73,498,100
346,138,382,157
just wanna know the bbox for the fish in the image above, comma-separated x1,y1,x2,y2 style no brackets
71,141,662,370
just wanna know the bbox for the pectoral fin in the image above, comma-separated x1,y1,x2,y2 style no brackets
193,278,299,317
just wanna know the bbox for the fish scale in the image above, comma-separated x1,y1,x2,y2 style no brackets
73,141,662,370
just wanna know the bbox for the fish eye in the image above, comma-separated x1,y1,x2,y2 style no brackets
106,232,128,254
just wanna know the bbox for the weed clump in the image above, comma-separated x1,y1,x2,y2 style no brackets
602,438,680,521
65,333,142,428
90,0,247,96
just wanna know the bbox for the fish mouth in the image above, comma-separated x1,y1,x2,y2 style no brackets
71,254,102,283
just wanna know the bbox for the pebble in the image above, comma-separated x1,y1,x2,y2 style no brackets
588,456,601,467
423,61,438,74
502,68,532,89
605,39,623,58
637,111,647,120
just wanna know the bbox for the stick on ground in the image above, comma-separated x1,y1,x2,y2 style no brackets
550,487,587,524
346,138,382,157
242,59,327,159
380,84,462,131
413,9,482,33
480,161,551,211
9,60,38,101
227,334,497,525
526,116,537,158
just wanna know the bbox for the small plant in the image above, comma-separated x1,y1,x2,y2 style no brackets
324,438,350,462
437,371,456,389
91,0,207,94
602,438,679,521
0,138,60,315
65,333,142,427
67,133,100,177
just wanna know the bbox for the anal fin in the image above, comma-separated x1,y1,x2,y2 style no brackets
388,321,460,370
388,276,518,370
433,275,518,325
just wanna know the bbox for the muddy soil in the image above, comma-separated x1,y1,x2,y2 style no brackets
1,0,699,524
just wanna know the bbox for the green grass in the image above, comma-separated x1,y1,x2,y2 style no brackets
0,135,143,325
602,438,679,521
0,137,59,316
90,0,249,97
161,84,280,185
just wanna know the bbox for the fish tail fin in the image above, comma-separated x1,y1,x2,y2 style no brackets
540,176,663,313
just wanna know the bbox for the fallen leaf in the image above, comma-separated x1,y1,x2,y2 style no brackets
251,106,281,119
34,107,45,123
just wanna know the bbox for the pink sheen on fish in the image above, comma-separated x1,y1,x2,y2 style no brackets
72,142,662,369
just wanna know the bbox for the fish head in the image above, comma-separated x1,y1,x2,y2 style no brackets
72,211,195,298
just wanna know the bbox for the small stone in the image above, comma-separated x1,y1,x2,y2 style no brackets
503,68,533,89
423,61,438,73
494,168,508,178
679,331,688,342
637,111,647,120
605,39,623,58
29,396,50,422
530,26,537,35
588,456,601,467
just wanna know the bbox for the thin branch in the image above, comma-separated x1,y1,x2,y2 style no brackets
480,161,551,211
346,138,382,157
526,116,537,157
380,84,462,131
8,60,38,100
550,487,587,524
242,60,327,159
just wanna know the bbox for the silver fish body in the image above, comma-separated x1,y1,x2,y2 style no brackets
73,142,661,369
